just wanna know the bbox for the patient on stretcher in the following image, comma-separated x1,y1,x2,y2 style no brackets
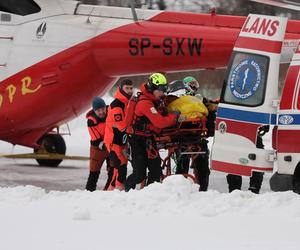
166,80,208,120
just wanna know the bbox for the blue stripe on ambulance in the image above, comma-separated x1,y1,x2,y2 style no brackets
217,107,277,125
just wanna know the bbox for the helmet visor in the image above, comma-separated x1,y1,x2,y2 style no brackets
155,84,168,92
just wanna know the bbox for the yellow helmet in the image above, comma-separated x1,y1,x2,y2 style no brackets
148,73,167,92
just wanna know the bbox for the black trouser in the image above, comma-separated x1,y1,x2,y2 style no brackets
104,164,114,190
175,153,190,175
125,135,162,191
226,134,265,194
175,141,210,191
108,149,127,185
227,172,264,194
86,158,112,191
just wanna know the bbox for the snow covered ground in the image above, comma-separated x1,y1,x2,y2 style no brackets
0,176,300,250
1,94,300,249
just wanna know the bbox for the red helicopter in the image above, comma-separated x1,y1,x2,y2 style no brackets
0,0,299,166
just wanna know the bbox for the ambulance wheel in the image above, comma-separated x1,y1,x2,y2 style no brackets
270,172,293,192
293,163,300,194
34,134,66,167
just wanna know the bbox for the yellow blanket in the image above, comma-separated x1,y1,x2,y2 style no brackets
167,95,208,119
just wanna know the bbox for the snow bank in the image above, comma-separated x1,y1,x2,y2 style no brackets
0,175,300,250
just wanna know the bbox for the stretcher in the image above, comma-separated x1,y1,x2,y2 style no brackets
154,117,209,183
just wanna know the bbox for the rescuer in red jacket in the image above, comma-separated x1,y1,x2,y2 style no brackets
125,73,181,191
104,79,134,190
86,97,112,191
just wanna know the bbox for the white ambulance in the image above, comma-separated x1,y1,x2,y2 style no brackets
211,14,300,193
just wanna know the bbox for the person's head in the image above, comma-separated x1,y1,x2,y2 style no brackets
119,79,134,99
183,76,200,95
167,80,186,97
92,97,106,118
147,73,168,99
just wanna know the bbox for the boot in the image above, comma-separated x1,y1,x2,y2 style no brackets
199,175,209,191
115,180,125,191
227,174,242,192
125,174,136,192
104,166,114,191
86,171,100,191
249,172,264,194
107,168,118,191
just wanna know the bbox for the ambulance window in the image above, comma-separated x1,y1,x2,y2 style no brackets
222,52,269,107
0,0,41,16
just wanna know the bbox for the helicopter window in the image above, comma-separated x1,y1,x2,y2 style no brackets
0,0,41,16
222,52,269,107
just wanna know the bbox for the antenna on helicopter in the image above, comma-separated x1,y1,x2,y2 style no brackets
86,7,95,24
130,0,138,22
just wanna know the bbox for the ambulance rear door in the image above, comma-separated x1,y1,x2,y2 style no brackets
211,14,287,176
276,43,300,176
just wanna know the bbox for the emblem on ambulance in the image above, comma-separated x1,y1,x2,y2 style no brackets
229,59,262,100
278,115,294,125
36,22,47,39
218,121,227,134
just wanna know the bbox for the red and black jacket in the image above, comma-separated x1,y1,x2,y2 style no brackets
132,84,177,136
104,88,129,146
86,109,107,147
